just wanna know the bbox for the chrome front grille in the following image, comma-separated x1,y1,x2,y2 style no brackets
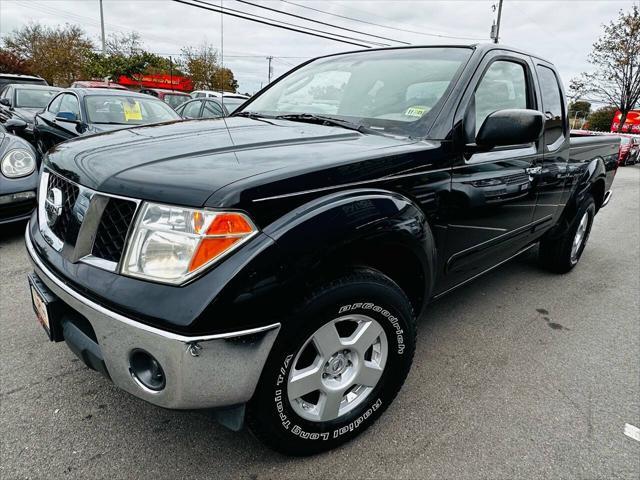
92,198,138,263
38,170,139,270
504,173,529,185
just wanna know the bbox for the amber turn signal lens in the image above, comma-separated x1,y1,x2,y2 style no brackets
188,213,256,272
206,213,254,235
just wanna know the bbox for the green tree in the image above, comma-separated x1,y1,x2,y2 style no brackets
181,43,238,92
84,32,182,81
586,106,618,132
570,6,640,132
568,100,591,128
2,23,94,86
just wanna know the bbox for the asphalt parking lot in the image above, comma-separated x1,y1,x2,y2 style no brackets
1,165,638,480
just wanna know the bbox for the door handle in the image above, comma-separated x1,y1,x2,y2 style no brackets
525,166,542,175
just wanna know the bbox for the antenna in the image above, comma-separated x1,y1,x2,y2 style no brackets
490,0,504,44
219,0,238,157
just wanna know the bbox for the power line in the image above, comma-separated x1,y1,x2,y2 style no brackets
235,0,410,46
173,0,373,48
8,1,314,63
280,0,486,41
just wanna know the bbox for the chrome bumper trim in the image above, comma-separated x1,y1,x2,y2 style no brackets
25,225,280,409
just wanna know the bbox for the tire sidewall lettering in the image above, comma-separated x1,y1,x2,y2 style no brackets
339,302,405,354
271,300,405,442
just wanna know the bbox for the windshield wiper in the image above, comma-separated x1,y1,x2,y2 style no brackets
274,113,375,134
235,111,268,119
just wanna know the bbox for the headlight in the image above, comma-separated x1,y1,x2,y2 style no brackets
1,149,36,178
121,203,257,284
470,178,504,187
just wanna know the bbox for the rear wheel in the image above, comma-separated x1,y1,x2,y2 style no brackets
539,194,595,273
247,269,416,456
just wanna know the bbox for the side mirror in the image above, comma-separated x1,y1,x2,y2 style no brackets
4,118,27,133
55,111,79,123
0,98,11,107
475,109,544,148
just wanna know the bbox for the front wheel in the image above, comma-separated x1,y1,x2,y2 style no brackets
246,269,416,456
539,194,595,273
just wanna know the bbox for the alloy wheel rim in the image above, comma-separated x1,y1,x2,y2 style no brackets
570,211,589,263
287,314,388,423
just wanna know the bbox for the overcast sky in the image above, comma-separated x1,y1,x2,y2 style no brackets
1,0,638,95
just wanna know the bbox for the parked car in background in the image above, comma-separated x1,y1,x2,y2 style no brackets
70,81,129,91
618,136,635,166
175,97,228,119
0,84,62,142
191,90,249,99
0,74,47,90
217,96,248,114
0,123,39,224
139,88,191,109
33,88,181,155
189,91,249,114
627,136,640,165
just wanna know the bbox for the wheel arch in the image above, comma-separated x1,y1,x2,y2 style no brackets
263,188,437,319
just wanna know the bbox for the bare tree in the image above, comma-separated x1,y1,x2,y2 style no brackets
570,6,640,132
106,32,143,57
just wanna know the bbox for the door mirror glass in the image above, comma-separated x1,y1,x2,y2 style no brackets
4,117,27,133
475,109,544,148
55,111,79,123
0,98,11,107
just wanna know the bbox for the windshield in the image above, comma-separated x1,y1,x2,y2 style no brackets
15,88,59,108
240,47,472,137
84,95,180,125
163,94,190,109
221,97,245,112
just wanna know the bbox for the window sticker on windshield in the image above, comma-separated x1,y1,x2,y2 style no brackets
123,101,143,121
404,106,428,117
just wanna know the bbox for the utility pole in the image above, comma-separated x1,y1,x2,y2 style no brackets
99,0,107,83
490,0,503,44
267,56,273,84
99,0,106,54
169,56,174,91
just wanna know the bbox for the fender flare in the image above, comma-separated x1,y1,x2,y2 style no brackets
550,157,607,239
263,188,437,316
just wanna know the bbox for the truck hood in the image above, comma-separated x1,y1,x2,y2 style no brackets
45,117,418,206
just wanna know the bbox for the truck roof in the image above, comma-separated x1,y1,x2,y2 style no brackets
312,43,554,68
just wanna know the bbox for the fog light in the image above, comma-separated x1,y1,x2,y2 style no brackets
0,190,36,205
129,349,166,391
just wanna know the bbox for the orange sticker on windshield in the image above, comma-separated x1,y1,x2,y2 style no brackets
404,106,428,117
123,101,143,121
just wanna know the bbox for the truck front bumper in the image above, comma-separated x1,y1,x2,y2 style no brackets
26,227,280,410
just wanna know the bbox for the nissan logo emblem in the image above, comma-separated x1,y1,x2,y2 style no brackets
45,187,63,228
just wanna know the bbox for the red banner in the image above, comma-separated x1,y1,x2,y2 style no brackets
117,74,193,92
611,110,640,134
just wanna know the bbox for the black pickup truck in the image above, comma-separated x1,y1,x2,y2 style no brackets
25,44,619,455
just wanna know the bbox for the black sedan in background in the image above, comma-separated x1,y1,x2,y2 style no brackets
175,97,229,119
34,88,181,155
0,123,39,225
0,84,62,141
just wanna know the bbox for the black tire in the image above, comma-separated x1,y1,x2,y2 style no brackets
246,269,416,456
539,194,595,273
